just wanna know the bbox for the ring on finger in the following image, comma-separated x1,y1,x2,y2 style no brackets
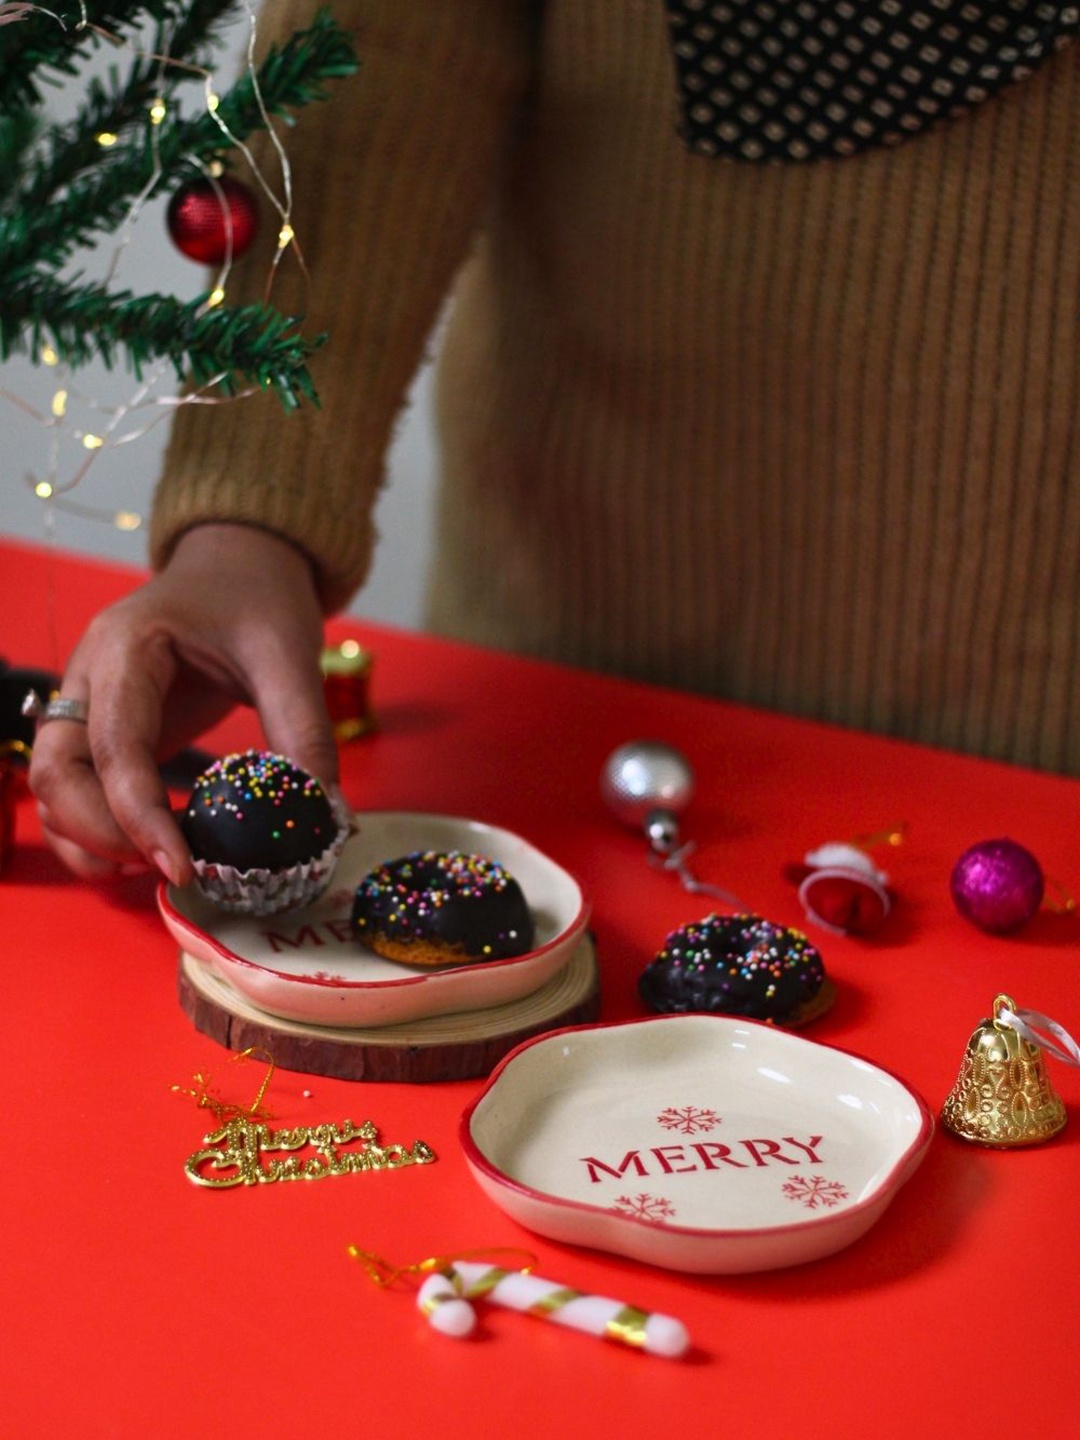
21,691,90,726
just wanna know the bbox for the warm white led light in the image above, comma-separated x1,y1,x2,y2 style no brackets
5,8,304,555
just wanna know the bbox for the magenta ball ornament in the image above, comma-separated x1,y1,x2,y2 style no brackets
949,838,1045,934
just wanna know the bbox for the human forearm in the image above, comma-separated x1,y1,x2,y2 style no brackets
151,0,539,610
29,522,336,883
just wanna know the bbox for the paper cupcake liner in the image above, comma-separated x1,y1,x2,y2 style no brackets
191,790,352,916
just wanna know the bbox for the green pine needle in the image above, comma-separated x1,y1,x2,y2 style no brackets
1,273,325,409
0,4,359,408
0,2,238,109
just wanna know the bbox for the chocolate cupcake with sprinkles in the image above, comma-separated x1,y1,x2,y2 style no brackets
639,913,834,1027
180,749,350,915
351,849,535,967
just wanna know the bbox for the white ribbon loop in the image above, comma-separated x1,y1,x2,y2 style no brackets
996,1005,1080,1068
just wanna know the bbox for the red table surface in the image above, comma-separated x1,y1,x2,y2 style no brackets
2,538,1078,1440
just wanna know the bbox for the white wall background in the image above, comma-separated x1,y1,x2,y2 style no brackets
0,13,437,630
0,341,439,631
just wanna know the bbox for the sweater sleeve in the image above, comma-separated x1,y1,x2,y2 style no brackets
149,0,538,612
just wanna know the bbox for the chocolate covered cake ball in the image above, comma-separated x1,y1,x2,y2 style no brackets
351,849,535,966
639,913,833,1027
181,749,348,914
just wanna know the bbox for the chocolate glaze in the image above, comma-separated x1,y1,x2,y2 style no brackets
351,850,535,962
639,912,826,1024
181,749,337,872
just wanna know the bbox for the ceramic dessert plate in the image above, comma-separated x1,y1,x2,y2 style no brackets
461,1014,933,1273
159,811,590,1028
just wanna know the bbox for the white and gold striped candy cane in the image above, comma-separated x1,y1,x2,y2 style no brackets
417,1260,689,1358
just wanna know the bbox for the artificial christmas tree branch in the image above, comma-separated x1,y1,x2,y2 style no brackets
10,0,240,211
0,0,230,109
0,3,358,408
2,9,356,272
1,272,323,408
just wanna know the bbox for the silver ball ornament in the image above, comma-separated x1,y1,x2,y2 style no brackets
601,740,743,907
600,740,694,835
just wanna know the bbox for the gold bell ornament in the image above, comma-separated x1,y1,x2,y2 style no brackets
940,994,1079,1147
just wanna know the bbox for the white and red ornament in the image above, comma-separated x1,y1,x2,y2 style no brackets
949,837,1045,935
166,173,259,264
790,842,891,936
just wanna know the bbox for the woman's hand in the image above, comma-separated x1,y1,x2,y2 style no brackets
28,523,339,885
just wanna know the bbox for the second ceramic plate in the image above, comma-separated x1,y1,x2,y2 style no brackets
461,1014,933,1273
159,811,590,1028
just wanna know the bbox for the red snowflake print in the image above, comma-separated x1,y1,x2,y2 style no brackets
611,1193,677,1224
781,1174,849,1209
656,1105,721,1135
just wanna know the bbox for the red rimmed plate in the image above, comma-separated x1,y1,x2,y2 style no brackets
461,1014,933,1273
159,811,590,1028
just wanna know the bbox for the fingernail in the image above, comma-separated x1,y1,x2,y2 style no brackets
152,847,183,888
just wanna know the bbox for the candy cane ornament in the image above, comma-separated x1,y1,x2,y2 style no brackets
417,1260,690,1358
416,1268,478,1337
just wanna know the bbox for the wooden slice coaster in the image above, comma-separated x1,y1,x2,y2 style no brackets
178,934,601,1083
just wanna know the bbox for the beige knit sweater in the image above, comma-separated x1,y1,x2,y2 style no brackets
152,1,1080,775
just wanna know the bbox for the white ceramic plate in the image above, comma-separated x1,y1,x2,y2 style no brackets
461,1014,933,1273
159,812,590,1028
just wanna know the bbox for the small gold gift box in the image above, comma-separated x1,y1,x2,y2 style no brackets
320,640,375,742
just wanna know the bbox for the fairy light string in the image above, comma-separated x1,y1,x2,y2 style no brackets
3,1,317,554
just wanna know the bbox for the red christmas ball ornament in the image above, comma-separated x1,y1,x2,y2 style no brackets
166,174,259,264
950,838,1045,935
792,843,892,936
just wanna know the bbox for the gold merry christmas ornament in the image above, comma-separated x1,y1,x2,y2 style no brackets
173,1047,436,1187
940,994,1072,1147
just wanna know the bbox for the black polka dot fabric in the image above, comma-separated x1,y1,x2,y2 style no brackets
663,0,1078,160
